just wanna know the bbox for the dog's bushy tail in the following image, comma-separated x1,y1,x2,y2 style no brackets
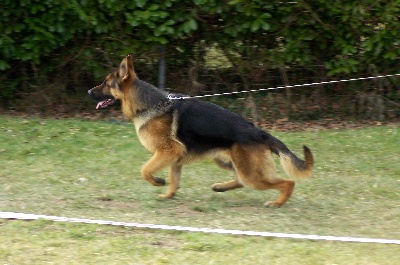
265,134,314,179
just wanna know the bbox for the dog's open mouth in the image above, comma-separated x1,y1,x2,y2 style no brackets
96,99,116,109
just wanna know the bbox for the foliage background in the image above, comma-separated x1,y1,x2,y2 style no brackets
1,0,400,120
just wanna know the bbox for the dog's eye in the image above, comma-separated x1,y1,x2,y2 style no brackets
102,80,108,87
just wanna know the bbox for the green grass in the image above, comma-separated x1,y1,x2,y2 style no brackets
1,115,399,264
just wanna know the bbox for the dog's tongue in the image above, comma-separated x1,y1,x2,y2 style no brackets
96,100,109,110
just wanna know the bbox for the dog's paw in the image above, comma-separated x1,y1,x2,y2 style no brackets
210,183,227,192
264,201,283,208
159,193,175,199
153,177,166,186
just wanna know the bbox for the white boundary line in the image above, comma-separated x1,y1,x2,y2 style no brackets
1,211,399,245
168,73,400,99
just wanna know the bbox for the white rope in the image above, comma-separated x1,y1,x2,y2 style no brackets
168,73,400,99
1,211,399,245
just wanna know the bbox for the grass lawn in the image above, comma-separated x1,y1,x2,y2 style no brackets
1,115,399,264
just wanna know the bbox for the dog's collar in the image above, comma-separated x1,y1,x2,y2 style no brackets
167,94,190,100
136,99,172,117
167,94,181,100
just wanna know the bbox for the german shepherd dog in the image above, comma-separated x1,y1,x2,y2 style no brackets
88,55,314,207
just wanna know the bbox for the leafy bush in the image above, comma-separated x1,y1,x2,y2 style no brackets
0,0,399,118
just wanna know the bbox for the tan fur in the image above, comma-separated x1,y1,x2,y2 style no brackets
280,155,312,179
279,146,313,179
89,55,314,207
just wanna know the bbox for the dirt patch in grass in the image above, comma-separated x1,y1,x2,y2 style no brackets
91,198,141,211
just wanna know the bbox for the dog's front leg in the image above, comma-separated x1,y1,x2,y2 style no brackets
140,151,173,187
159,163,182,199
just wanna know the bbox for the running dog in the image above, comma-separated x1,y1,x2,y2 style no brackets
88,55,314,207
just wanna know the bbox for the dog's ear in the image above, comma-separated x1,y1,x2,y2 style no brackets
119,55,136,82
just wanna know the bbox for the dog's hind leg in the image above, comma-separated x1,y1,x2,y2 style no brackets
160,163,182,199
230,144,295,207
213,158,234,171
211,158,243,192
261,179,295,207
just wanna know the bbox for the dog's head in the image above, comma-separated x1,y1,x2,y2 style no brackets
88,55,136,109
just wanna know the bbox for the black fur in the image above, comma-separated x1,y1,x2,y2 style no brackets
171,98,271,154
136,80,169,108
